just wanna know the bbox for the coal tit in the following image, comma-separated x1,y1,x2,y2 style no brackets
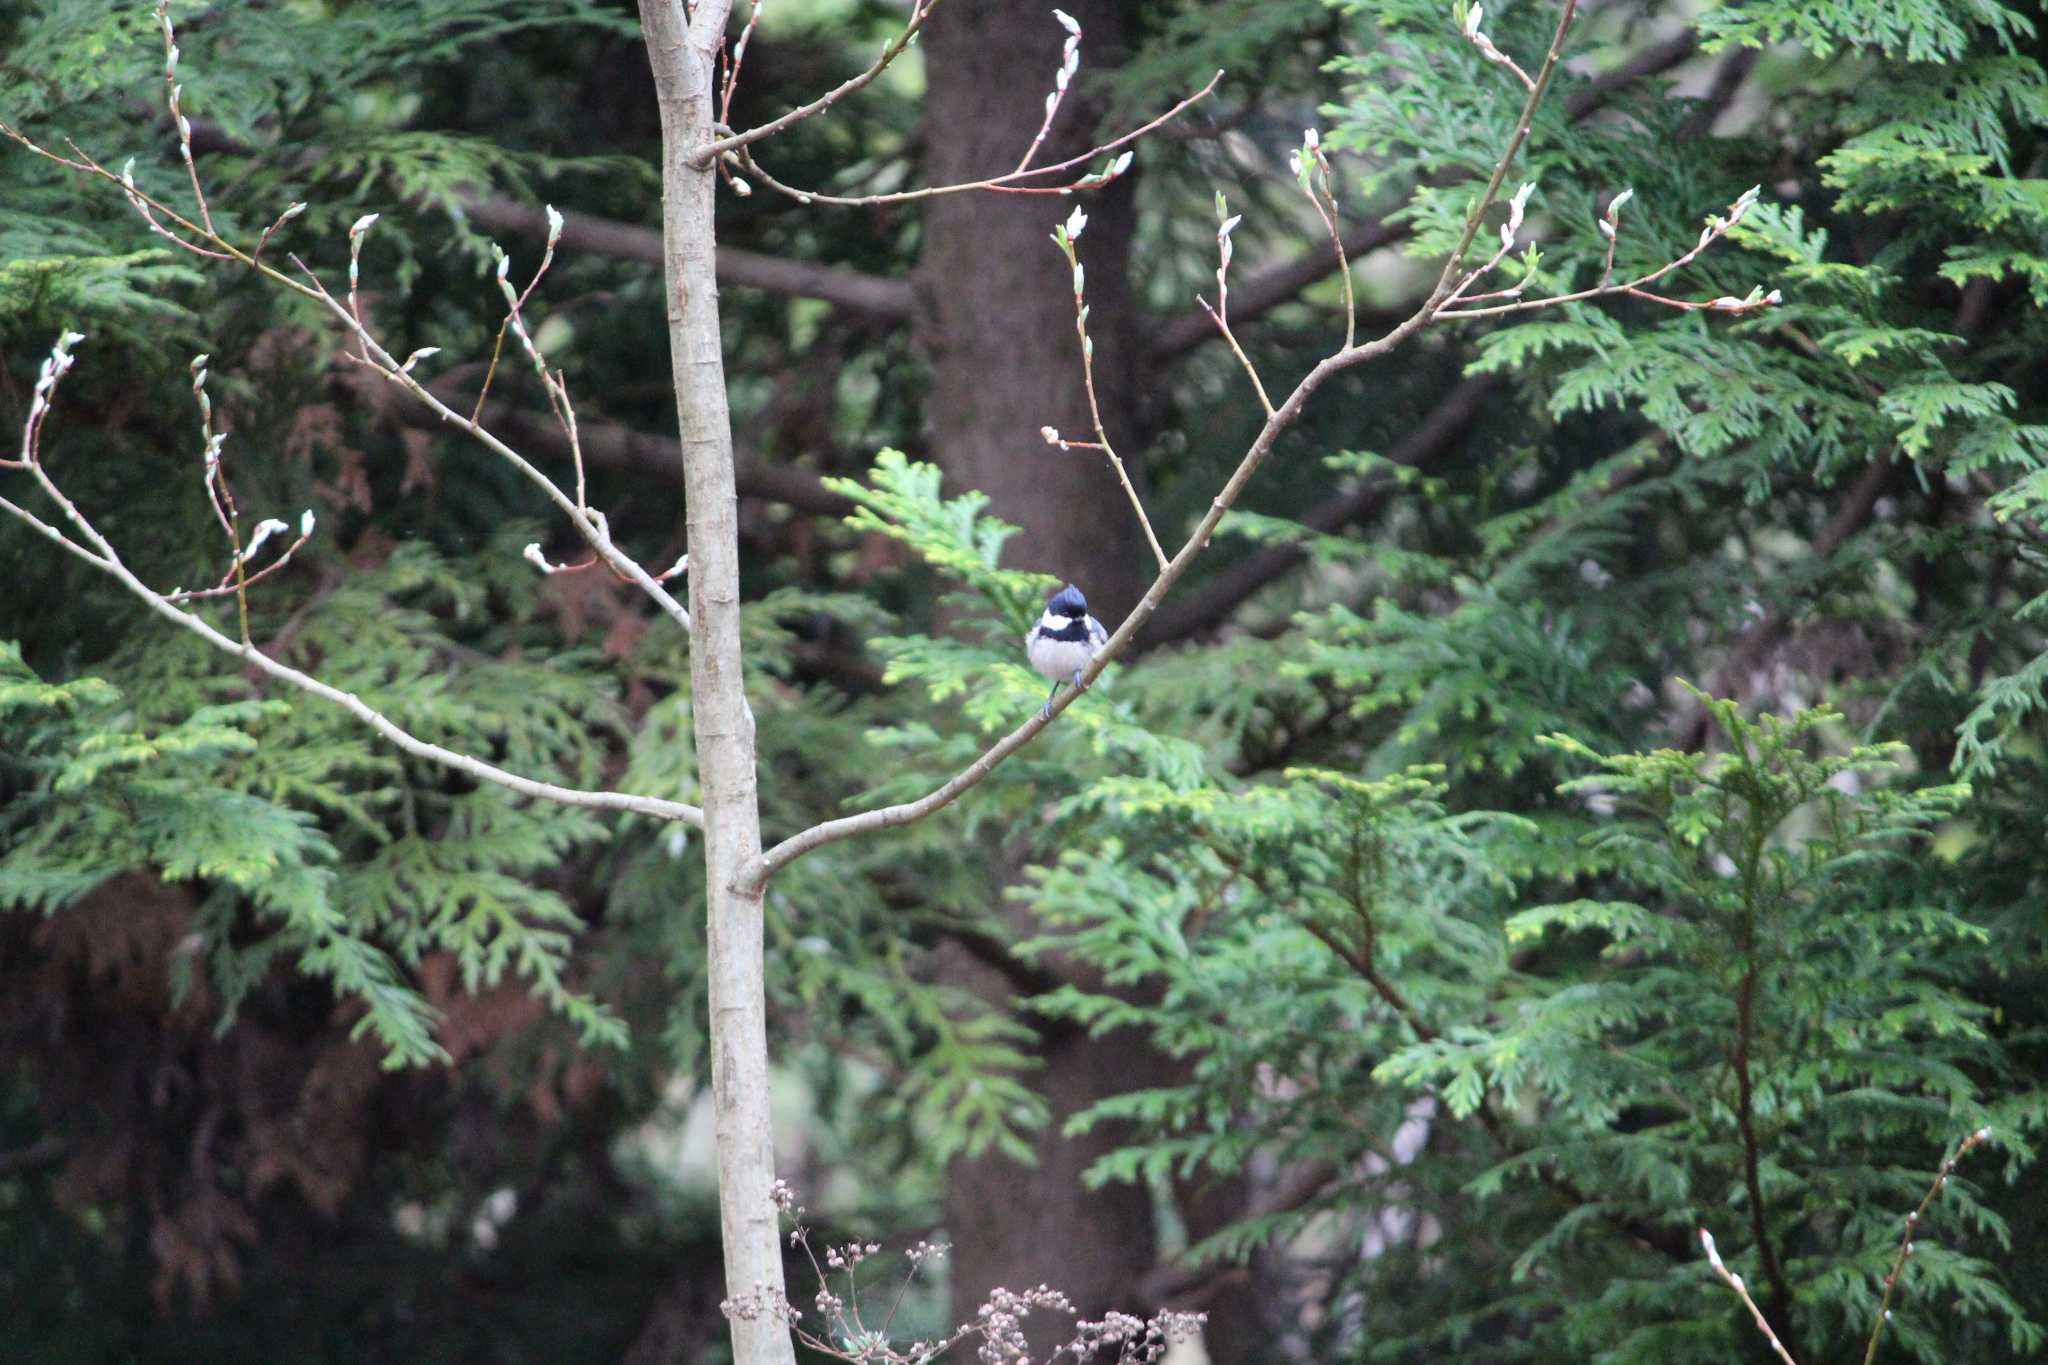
1026,583,1108,719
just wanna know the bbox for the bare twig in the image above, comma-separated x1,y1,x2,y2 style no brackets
1136,373,1497,651
1435,181,1780,321
1047,206,1169,571
1429,0,1579,301
1292,129,1355,350
1861,1128,1995,1365
1461,4,1535,91
1200,198,1275,417
696,0,947,164
1147,25,1702,362
740,0,1767,890
730,71,1220,209
1,108,692,633
718,0,764,128
1700,1229,1801,1365
1013,8,1084,174
156,0,213,236
6,345,705,828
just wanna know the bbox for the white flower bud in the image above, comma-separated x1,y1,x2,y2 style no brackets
1509,181,1536,223
300,510,317,536
1465,4,1484,38
1065,206,1087,240
242,518,289,562
544,204,563,245
349,212,379,238
1052,8,1080,35
523,543,556,574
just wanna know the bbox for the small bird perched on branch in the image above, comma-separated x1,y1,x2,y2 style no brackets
1026,583,1108,719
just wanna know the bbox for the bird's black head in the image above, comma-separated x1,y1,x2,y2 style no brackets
1047,584,1088,618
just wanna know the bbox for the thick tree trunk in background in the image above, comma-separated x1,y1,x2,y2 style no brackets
638,6,794,1365
917,0,1150,625
917,2,1253,1352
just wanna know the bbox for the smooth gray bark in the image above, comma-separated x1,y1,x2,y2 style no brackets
637,5,796,1365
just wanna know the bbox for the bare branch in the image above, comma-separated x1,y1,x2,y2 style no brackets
1292,129,1355,350
1014,7,1085,174
4,358,705,829
1435,182,1779,321
742,301,1441,889
156,0,214,236
1461,4,1536,92
1201,200,1276,417
1861,1128,1995,1365
1700,1229,1801,1365
434,390,853,517
696,0,947,164
3,111,700,634
1048,206,1169,571
1429,0,1579,301
1149,219,1404,362
743,0,1769,890
730,72,1220,209
1136,373,1498,651
1148,26,1702,364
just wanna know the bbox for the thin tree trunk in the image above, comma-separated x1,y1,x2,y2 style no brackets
638,5,794,1365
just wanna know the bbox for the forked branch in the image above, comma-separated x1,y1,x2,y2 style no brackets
744,0,1778,889
5,334,706,829
727,66,1220,209
697,0,946,164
